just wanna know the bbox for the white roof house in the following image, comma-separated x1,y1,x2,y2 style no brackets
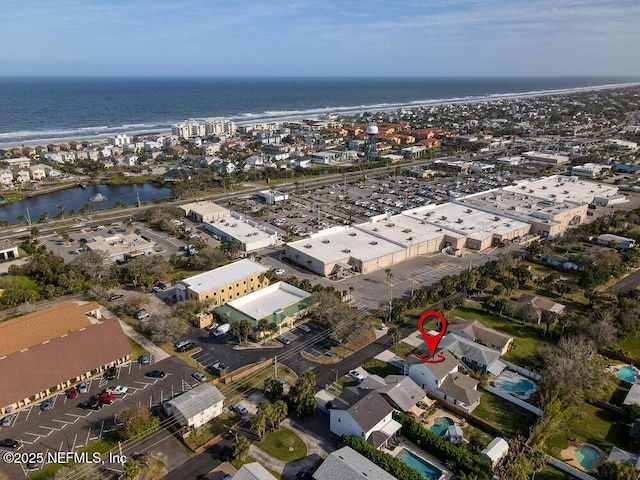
480,437,509,466
163,383,225,429
84,233,155,263
205,214,278,252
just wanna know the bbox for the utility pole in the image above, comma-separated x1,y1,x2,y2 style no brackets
388,285,393,324
26,205,32,226
274,355,278,379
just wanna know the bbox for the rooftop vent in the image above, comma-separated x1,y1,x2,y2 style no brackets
441,216,447,220
402,228,412,233
342,248,351,253
466,208,472,213
321,239,330,244
348,232,357,236
494,216,500,221
370,241,378,245
456,219,464,223
372,227,378,232
304,244,312,248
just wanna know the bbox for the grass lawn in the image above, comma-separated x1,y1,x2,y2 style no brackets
450,305,556,367
614,335,640,359
608,383,630,407
473,391,538,438
184,413,240,451
394,341,422,359
534,464,571,480
127,337,148,360
231,456,282,479
546,402,632,454
362,358,401,378
255,427,307,462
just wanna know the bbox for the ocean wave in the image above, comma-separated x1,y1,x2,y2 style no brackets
1,81,639,147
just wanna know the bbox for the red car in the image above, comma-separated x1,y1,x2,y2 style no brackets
66,387,78,399
96,392,116,405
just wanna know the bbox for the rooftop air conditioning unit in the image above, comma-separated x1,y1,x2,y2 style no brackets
370,241,378,245
441,216,447,220
372,227,378,232
342,248,351,253
466,208,472,213
321,239,330,244
494,216,500,221
349,232,357,236
456,219,464,223
403,228,412,233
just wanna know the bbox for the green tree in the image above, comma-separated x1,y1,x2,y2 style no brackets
525,240,543,258
475,276,489,293
232,435,251,460
264,377,284,401
250,410,267,439
231,319,253,343
122,458,141,480
257,318,270,344
116,405,159,441
597,460,638,480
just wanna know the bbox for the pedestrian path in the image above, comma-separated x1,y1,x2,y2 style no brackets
118,319,169,361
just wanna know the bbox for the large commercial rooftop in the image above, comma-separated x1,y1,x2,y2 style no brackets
504,175,620,204
404,203,530,239
180,259,268,294
206,215,276,246
355,213,445,246
290,225,405,263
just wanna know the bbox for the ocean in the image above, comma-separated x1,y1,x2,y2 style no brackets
0,76,639,147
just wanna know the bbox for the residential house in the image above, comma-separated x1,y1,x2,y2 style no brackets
510,294,565,324
358,374,427,416
329,388,402,449
29,164,47,181
406,353,482,413
244,155,269,169
447,317,514,355
438,333,506,375
13,168,31,184
480,437,509,467
0,240,19,260
448,424,464,445
0,169,13,187
539,254,579,270
162,383,225,429
233,462,278,480
607,446,640,470
313,446,397,480
163,168,192,182
3,157,31,169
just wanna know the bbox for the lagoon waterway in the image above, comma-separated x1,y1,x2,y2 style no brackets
0,183,171,226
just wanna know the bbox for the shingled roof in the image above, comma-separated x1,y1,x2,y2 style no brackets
0,317,131,409
0,302,101,356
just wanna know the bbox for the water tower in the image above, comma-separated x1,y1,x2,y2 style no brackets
365,124,378,160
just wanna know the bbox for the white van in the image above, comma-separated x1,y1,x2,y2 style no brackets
213,323,231,336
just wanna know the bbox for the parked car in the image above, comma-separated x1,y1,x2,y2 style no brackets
138,354,153,365
213,323,231,336
66,387,78,399
79,398,103,410
191,372,206,383
40,398,54,411
1,439,20,448
109,294,124,301
274,268,285,276
145,370,166,379
104,366,117,380
1,415,14,427
135,309,150,320
78,381,88,394
177,342,196,353
206,322,220,331
112,386,128,395
275,335,291,345
230,404,249,416
348,370,365,382
96,392,116,405
298,324,311,333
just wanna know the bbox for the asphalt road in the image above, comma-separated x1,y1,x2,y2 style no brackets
604,267,640,294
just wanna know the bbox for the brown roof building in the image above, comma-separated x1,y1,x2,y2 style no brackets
0,302,102,357
0,317,131,414
447,317,514,355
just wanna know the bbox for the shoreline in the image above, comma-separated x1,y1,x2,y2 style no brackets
1,81,639,149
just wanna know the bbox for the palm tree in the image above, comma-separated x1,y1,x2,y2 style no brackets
16,214,25,225
250,411,266,439
55,204,65,219
257,318,269,344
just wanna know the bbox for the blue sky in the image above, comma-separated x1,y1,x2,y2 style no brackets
2,0,639,77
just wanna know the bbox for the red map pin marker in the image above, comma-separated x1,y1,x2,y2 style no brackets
417,310,447,364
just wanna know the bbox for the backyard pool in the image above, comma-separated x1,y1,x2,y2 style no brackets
397,448,443,480
617,365,639,383
429,416,454,437
574,445,600,470
495,371,537,399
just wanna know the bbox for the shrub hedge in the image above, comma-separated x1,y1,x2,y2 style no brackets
340,436,423,480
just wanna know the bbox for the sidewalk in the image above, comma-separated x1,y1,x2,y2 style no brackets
118,319,169,361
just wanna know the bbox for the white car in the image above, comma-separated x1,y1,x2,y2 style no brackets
274,269,285,276
348,370,365,382
112,386,129,395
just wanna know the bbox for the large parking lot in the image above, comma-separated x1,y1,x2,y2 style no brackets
0,356,197,478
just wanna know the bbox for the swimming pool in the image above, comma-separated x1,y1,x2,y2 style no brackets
397,448,443,480
617,365,639,383
495,372,537,399
429,416,454,436
574,445,599,469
